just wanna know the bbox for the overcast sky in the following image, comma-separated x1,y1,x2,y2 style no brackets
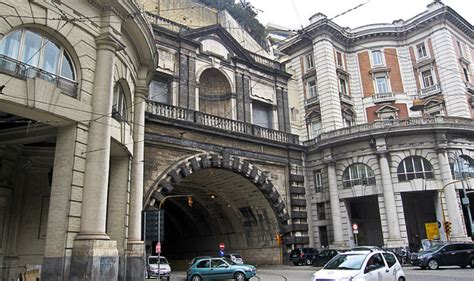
250,0,474,30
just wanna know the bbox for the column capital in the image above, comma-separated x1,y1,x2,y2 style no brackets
134,86,148,99
95,33,125,52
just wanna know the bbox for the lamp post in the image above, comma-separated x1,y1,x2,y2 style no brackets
152,194,192,281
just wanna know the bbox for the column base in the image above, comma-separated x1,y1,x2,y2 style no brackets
125,241,145,281
384,238,405,248
70,239,119,281
41,256,71,281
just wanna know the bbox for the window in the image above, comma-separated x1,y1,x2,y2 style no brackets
376,106,398,120
314,170,322,192
366,254,385,271
457,41,464,58
423,101,445,117
452,155,474,180
421,69,434,88
305,53,314,71
317,202,326,220
372,50,383,66
462,65,470,82
309,120,321,139
307,80,317,98
149,76,171,103
336,52,343,67
0,29,75,81
397,156,434,181
211,259,225,268
375,76,389,93
339,77,348,95
383,253,397,268
196,260,210,268
416,43,428,59
252,101,273,129
342,163,376,188
112,83,128,121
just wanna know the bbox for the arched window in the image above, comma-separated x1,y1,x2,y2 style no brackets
397,156,434,181
452,155,474,180
342,163,376,188
112,83,128,122
0,29,76,94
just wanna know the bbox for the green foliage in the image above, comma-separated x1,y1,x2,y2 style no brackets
196,0,267,49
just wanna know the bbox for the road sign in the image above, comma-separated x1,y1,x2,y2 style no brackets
219,250,225,257
352,223,358,231
353,229,359,234
219,242,225,251
156,242,161,254
426,222,440,240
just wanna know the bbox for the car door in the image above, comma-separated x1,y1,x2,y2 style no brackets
195,259,212,279
363,253,387,281
439,245,459,266
382,252,401,281
210,258,232,279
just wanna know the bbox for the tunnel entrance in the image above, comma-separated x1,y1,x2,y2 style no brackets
145,155,289,266
346,195,384,247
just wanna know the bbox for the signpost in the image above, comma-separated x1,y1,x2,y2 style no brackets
352,223,359,246
219,242,225,257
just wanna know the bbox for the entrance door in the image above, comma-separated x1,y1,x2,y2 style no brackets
402,191,437,251
319,226,329,247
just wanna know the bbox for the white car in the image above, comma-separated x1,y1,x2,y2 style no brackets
225,253,244,264
146,256,171,280
310,249,406,281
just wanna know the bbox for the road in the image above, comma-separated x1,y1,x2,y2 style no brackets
156,266,474,281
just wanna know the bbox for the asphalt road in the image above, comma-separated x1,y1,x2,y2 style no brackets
154,266,474,281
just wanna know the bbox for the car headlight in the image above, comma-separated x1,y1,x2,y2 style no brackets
244,267,253,272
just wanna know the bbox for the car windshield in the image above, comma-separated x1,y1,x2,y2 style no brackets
426,244,444,252
148,257,168,264
222,257,236,265
324,254,366,270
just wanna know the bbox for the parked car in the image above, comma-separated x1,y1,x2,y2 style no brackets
225,253,244,264
410,242,474,270
146,256,171,280
312,249,344,267
290,247,318,265
188,256,212,268
310,248,406,281
186,257,256,281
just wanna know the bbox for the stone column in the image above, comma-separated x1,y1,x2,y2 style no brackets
70,33,121,281
378,152,404,246
437,149,468,240
126,85,147,281
327,162,345,246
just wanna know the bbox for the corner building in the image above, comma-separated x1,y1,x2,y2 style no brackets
0,0,156,280
280,1,474,250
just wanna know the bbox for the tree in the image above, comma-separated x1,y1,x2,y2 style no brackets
196,0,267,49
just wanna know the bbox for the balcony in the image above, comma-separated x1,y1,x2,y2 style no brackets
305,116,474,147
339,93,354,105
465,81,474,94
146,101,300,145
373,92,396,103
418,83,442,98
0,54,78,97
304,95,319,107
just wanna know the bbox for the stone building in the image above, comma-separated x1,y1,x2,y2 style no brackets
0,0,156,280
280,0,474,250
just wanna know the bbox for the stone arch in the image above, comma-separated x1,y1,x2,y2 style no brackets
144,152,290,231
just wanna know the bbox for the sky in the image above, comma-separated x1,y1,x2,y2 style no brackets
249,0,474,30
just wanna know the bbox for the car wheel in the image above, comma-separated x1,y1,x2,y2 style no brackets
398,277,405,281
234,272,246,281
428,259,439,270
191,275,202,281
470,258,474,268
306,259,313,266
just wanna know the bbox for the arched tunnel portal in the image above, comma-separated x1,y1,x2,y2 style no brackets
144,153,290,265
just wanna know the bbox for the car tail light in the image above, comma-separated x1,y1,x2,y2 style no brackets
300,252,305,258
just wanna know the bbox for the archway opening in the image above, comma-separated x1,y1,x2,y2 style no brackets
199,68,232,118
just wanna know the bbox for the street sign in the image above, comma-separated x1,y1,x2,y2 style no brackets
425,222,440,240
352,223,358,231
353,229,359,234
219,242,225,251
156,242,161,254
142,210,164,241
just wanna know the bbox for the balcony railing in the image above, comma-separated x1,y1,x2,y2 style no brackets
0,54,78,97
146,101,300,145
304,95,319,107
373,92,396,103
305,116,474,146
418,83,442,98
339,93,354,105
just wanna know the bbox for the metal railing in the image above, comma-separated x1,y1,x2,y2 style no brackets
146,100,300,145
418,83,442,98
305,116,474,146
0,54,78,97
373,92,396,103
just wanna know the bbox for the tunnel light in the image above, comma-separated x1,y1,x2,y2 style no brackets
210,194,216,199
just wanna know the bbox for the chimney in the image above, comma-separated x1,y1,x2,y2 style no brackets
427,0,444,11
309,12,327,24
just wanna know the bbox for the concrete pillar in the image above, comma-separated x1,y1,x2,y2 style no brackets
126,86,147,281
41,125,76,280
107,156,130,281
70,32,121,281
378,152,404,247
327,162,344,246
437,149,468,240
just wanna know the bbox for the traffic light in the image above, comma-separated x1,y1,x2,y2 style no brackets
444,221,452,236
275,234,283,245
142,209,164,242
187,196,193,207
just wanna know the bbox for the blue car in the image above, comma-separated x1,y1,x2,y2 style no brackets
186,257,256,281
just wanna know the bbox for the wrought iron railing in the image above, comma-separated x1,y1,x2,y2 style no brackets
306,116,474,146
146,100,300,145
418,83,442,98
0,54,78,97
